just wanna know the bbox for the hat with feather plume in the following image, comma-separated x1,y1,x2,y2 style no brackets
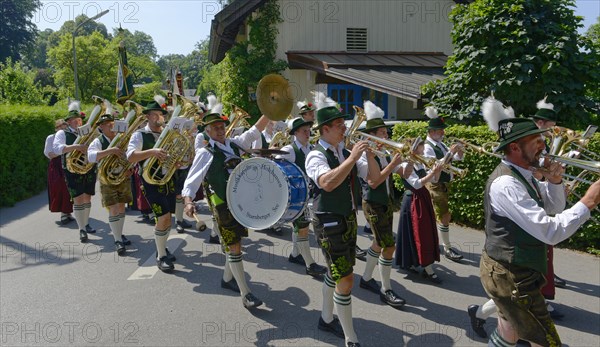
363,101,388,132
532,96,558,122
202,94,229,126
143,95,168,115
65,100,85,120
425,107,447,130
313,91,346,129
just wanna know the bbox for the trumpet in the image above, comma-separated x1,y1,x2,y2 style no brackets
348,130,410,158
345,106,366,148
450,138,502,159
542,154,600,173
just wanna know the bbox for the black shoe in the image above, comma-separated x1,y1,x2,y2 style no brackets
121,235,131,246
421,271,443,284
60,215,74,225
268,226,283,235
288,253,306,266
444,247,463,262
176,223,185,233
515,340,531,347
242,293,263,309
115,241,126,256
347,343,361,347
355,245,367,261
142,214,156,225
208,234,220,244
165,248,176,262
179,219,192,228
317,316,344,339
221,278,240,293
554,275,567,288
79,230,88,243
306,263,327,277
549,308,565,320
380,289,406,308
362,225,372,234
156,256,174,272
467,304,487,338
359,277,381,294
85,224,96,234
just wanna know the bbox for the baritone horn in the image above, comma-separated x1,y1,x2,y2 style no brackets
66,96,107,174
225,105,252,138
256,74,294,121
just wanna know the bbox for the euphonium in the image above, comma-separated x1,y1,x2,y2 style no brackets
173,94,201,168
66,96,107,174
98,101,146,185
269,114,293,148
225,105,252,138
142,115,192,186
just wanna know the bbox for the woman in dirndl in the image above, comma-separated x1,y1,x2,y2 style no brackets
44,119,74,224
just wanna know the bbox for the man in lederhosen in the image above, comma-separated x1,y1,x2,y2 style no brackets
53,101,98,243
306,93,380,347
276,117,327,277
479,97,600,346
423,107,465,262
183,104,270,309
88,112,133,255
127,97,176,272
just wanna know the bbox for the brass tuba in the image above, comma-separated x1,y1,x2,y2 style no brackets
225,105,252,138
98,100,146,185
269,115,293,148
66,96,107,174
174,94,201,168
142,108,193,186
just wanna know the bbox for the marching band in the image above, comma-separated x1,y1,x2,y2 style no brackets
42,76,600,347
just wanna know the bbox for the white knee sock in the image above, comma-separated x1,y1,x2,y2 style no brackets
223,254,233,282
155,227,170,259
109,214,121,241
438,224,450,250
478,299,497,320
175,197,184,222
227,253,250,296
73,204,85,230
362,247,379,281
297,236,316,265
291,232,300,257
378,256,393,293
334,291,358,344
321,273,336,323
83,202,91,227
117,213,126,236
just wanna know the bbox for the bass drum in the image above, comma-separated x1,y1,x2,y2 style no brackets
226,157,309,230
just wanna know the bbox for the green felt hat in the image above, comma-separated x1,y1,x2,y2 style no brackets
495,118,547,152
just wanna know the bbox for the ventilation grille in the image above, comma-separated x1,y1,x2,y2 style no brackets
346,28,367,52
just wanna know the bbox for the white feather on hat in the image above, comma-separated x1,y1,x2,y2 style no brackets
103,99,113,116
482,96,513,132
196,101,207,112
536,96,554,111
68,100,81,112
297,101,306,109
207,94,222,114
425,106,439,120
313,91,337,111
153,95,165,106
364,100,384,121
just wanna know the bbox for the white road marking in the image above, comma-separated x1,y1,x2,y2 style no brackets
127,233,188,280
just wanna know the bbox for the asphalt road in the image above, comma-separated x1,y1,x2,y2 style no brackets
1,189,598,346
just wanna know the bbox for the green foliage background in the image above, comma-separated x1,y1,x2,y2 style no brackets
392,122,599,254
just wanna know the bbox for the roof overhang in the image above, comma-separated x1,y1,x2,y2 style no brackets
286,51,447,102
208,0,267,64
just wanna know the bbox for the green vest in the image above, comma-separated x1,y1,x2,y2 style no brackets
291,141,309,173
204,142,242,205
364,156,390,206
99,134,110,150
427,140,451,183
313,144,360,217
61,129,78,169
484,163,547,273
261,133,268,149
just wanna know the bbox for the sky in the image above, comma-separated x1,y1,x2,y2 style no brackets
34,0,600,57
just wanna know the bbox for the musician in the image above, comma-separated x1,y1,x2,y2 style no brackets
480,100,600,346
127,96,176,272
53,101,97,243
297,100,316,122
182,106,270,309
275,117,327,277
395,137,444,283
423,107,465,262
44,119,74,225
88,113,132,255
305,95,380,347
356,101,406,308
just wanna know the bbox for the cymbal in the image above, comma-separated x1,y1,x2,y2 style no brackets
256,74,294,121
248,148,289,157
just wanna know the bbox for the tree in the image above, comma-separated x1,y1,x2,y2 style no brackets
22,28,53,69
112,28,158,59
584,17,600,118
423,0,600,129
47,32,115,100
48,14,110,48
0,0,41,62
0,59,46,105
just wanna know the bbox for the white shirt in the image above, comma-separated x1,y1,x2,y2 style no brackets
275,138,311,163
126,125,161,159
181,126,261,198
52,127,78,155
402,162,436,190
194,132,208,151
44,134,57,159
305,139,368,190
423,135,463,180
87,134,110,163
489,160,591,245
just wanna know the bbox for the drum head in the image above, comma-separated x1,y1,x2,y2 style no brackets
226,157,291,229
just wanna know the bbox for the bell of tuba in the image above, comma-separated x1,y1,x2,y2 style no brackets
66,96,107,174
225,105,252,138
98,100,146,185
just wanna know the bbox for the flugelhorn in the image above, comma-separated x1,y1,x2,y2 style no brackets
66,96,106,174
225,105,252,138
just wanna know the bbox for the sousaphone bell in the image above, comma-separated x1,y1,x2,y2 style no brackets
256,74,293,121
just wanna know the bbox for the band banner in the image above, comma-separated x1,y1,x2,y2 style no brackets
116,42,135,105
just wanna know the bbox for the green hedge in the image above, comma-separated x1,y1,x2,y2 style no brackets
0,105,66,206
392,122,600,254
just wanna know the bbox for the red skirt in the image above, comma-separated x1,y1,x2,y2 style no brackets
47,157,73,213
410,187,441,266
541,246,555,300
133,166,151,211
